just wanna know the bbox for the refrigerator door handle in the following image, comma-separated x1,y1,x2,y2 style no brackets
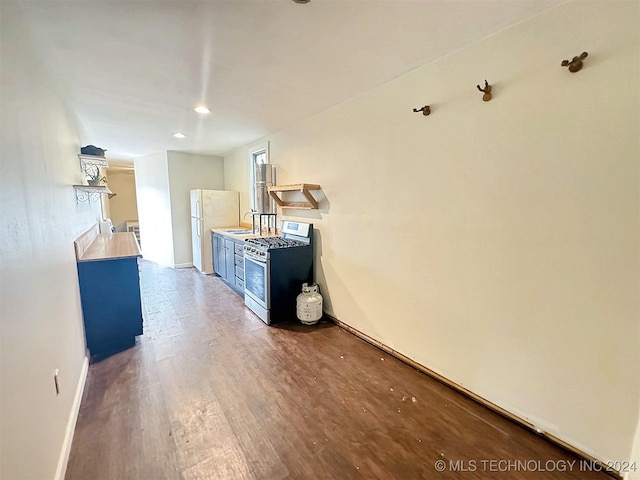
196,200,200,219
197,220,201,238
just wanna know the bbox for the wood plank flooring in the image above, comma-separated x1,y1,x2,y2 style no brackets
65,261,612,480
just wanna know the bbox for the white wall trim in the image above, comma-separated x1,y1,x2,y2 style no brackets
173,262,194,269
54,355,88,480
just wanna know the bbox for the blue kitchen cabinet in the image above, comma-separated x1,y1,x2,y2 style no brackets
77,255,143,362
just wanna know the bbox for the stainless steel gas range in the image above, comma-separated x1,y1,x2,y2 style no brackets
243,221,313,325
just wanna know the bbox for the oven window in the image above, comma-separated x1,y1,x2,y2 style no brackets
245,258,267,304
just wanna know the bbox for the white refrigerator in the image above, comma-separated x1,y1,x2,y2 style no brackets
190,189,240,274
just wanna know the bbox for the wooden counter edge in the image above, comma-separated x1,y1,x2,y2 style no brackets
77,232,142,262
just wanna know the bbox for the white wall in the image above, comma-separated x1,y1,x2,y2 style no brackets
224,0,639,467
106,168,138,232
134,151,225,268
0,3,101,478
167,151,224,267
134,152,174,267
224,145,255,220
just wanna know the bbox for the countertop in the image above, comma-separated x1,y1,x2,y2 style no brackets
77,232,142,262
211,226,280,241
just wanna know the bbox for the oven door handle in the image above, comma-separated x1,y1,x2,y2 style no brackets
244,250,267,263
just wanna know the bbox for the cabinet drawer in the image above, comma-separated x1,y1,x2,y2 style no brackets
235,265,244,280
235,277,244,290
234,253,243,266
234,242,244,255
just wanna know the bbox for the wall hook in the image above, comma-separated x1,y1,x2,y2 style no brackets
412,105,431,116
476,80,492,102
561,51,588,73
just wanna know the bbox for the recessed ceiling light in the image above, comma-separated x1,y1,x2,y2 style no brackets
173,132,186,139
194,106,211,114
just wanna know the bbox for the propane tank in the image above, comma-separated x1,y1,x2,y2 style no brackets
296,283,323,325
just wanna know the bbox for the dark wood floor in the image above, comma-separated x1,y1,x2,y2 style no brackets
65,261,610,480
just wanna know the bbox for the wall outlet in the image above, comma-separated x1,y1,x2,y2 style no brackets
54,368,60,395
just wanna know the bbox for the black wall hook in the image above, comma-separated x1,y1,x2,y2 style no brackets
412,105,431,116
476,80,492,102
561,52,588,73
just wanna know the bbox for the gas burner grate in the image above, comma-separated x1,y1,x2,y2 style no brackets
246,237,304,249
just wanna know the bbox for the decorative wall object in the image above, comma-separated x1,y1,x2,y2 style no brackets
412,105,431,116
477,80,493,101
562,52,588,72
75,153,111,202
80,145,107,157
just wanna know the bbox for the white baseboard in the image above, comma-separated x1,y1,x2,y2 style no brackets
173,262,194,269
54,355,88,480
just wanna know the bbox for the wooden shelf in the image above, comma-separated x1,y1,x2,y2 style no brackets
268,184,321,209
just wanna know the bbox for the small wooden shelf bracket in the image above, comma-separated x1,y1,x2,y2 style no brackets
268,183,321,209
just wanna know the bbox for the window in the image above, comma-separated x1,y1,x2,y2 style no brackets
253,150,267,165
249,141,270,212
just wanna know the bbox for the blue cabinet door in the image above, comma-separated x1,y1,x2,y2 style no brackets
77,257,143,361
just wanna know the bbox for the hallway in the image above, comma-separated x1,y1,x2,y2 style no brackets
65,261,612,479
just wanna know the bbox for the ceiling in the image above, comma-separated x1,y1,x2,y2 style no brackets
15,0,564,161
